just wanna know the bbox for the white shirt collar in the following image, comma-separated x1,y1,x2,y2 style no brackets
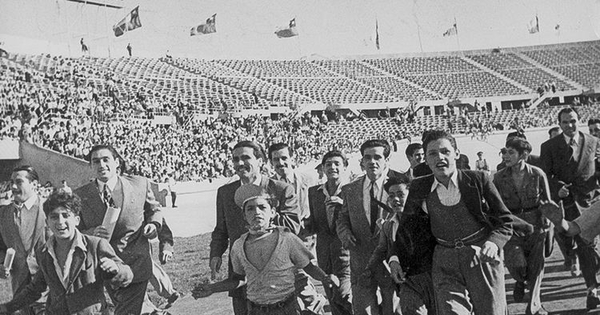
244,174,262,186
564,132,580,145
98,176,118,192
431,171,459,192
20,194,38,210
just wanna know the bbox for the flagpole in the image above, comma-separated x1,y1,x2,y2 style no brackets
454,17,461,51
105,3,111,57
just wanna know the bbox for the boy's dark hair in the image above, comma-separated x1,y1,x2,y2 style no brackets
12,165,39,182
422,130,458,152
383,176,410,193
233,141,266,160
44,191,82,217
268,143,293,160
405,143,423,158
505,137,532,156
506,131,526,141
360,139,391,158
588,118,600,125
557,107,579,123
321,150,348,167
548,126,560,137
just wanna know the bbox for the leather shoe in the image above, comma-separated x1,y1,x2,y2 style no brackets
513,281,525,303
164,291,180,309
587,288,600,310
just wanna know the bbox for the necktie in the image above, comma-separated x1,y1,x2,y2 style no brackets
370,183,379,232
569,138,577,160
102,185,114,208
14,204,22,225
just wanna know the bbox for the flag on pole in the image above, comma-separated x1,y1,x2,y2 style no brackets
443,23,458,37
190,14,217,36
528,16,539,34
113,6,142,37
375,20,380,50
555,24,560,31
275,18,298,38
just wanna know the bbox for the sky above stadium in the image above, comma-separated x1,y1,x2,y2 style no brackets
0,0,599,59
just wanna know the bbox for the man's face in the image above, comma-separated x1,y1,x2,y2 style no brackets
559,111,579,138
46,207,80,241
425,138,459,181
232,147,262,180
589,123,600,138
361,146,389,181
387,183,408,214
244,197,274,231
11,170,37,203
408,148,424,168
323,156,346,182
90,148,119,182
270,148,293,178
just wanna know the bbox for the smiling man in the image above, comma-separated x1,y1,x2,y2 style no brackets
336,139,407,315
209,140,301,315
393,130,520,315
74,144,163,315
0,165,49,315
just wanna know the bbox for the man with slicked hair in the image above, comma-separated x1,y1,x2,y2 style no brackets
0,166,49,315
210,140,301,315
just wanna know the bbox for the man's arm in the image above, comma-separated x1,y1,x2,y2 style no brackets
2,264,47,313
481,172,517,250
97,237,133,287
143,178,162,230
209,186,229,259
158,218,174,264
336,187,356,249
272,182,301,235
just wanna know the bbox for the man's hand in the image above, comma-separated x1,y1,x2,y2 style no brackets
558,183,572,199
143,224,157,239
389,261,406,284
160,250,174,265
539,199,564,226
93,226,110,240
340,234,357,249
210,257,222,280
99,257,119,274
192,283,213,299
480,241,499,263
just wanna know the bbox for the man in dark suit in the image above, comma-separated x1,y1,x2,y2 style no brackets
75,144,163,315
0,166,49,315
306,150,352,315
403,143,424,180
540,107,600,309
337,139,408,315
209,140,301,315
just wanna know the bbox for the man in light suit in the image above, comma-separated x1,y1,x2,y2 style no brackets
209,140,301,315
540,107,600,309
306,150,352,315
74,144,163,315
337,139,408,315
0,165,49,315
268,142,325,314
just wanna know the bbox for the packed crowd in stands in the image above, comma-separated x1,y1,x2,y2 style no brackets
2,49,600,183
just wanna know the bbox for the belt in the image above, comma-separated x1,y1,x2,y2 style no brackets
436,227,488,249
512,206,538,215
248,293,296,311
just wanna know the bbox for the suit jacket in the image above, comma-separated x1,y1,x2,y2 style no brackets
210,176,301,261
273,171,311,222
336,169,407,281
74,175,162,283
6,233,133,315
401,170,528,251
540,131,600,207
0,197,50,297
306,184,349,275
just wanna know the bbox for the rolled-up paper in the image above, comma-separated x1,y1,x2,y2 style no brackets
3,248,15,271
101,206,121,240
